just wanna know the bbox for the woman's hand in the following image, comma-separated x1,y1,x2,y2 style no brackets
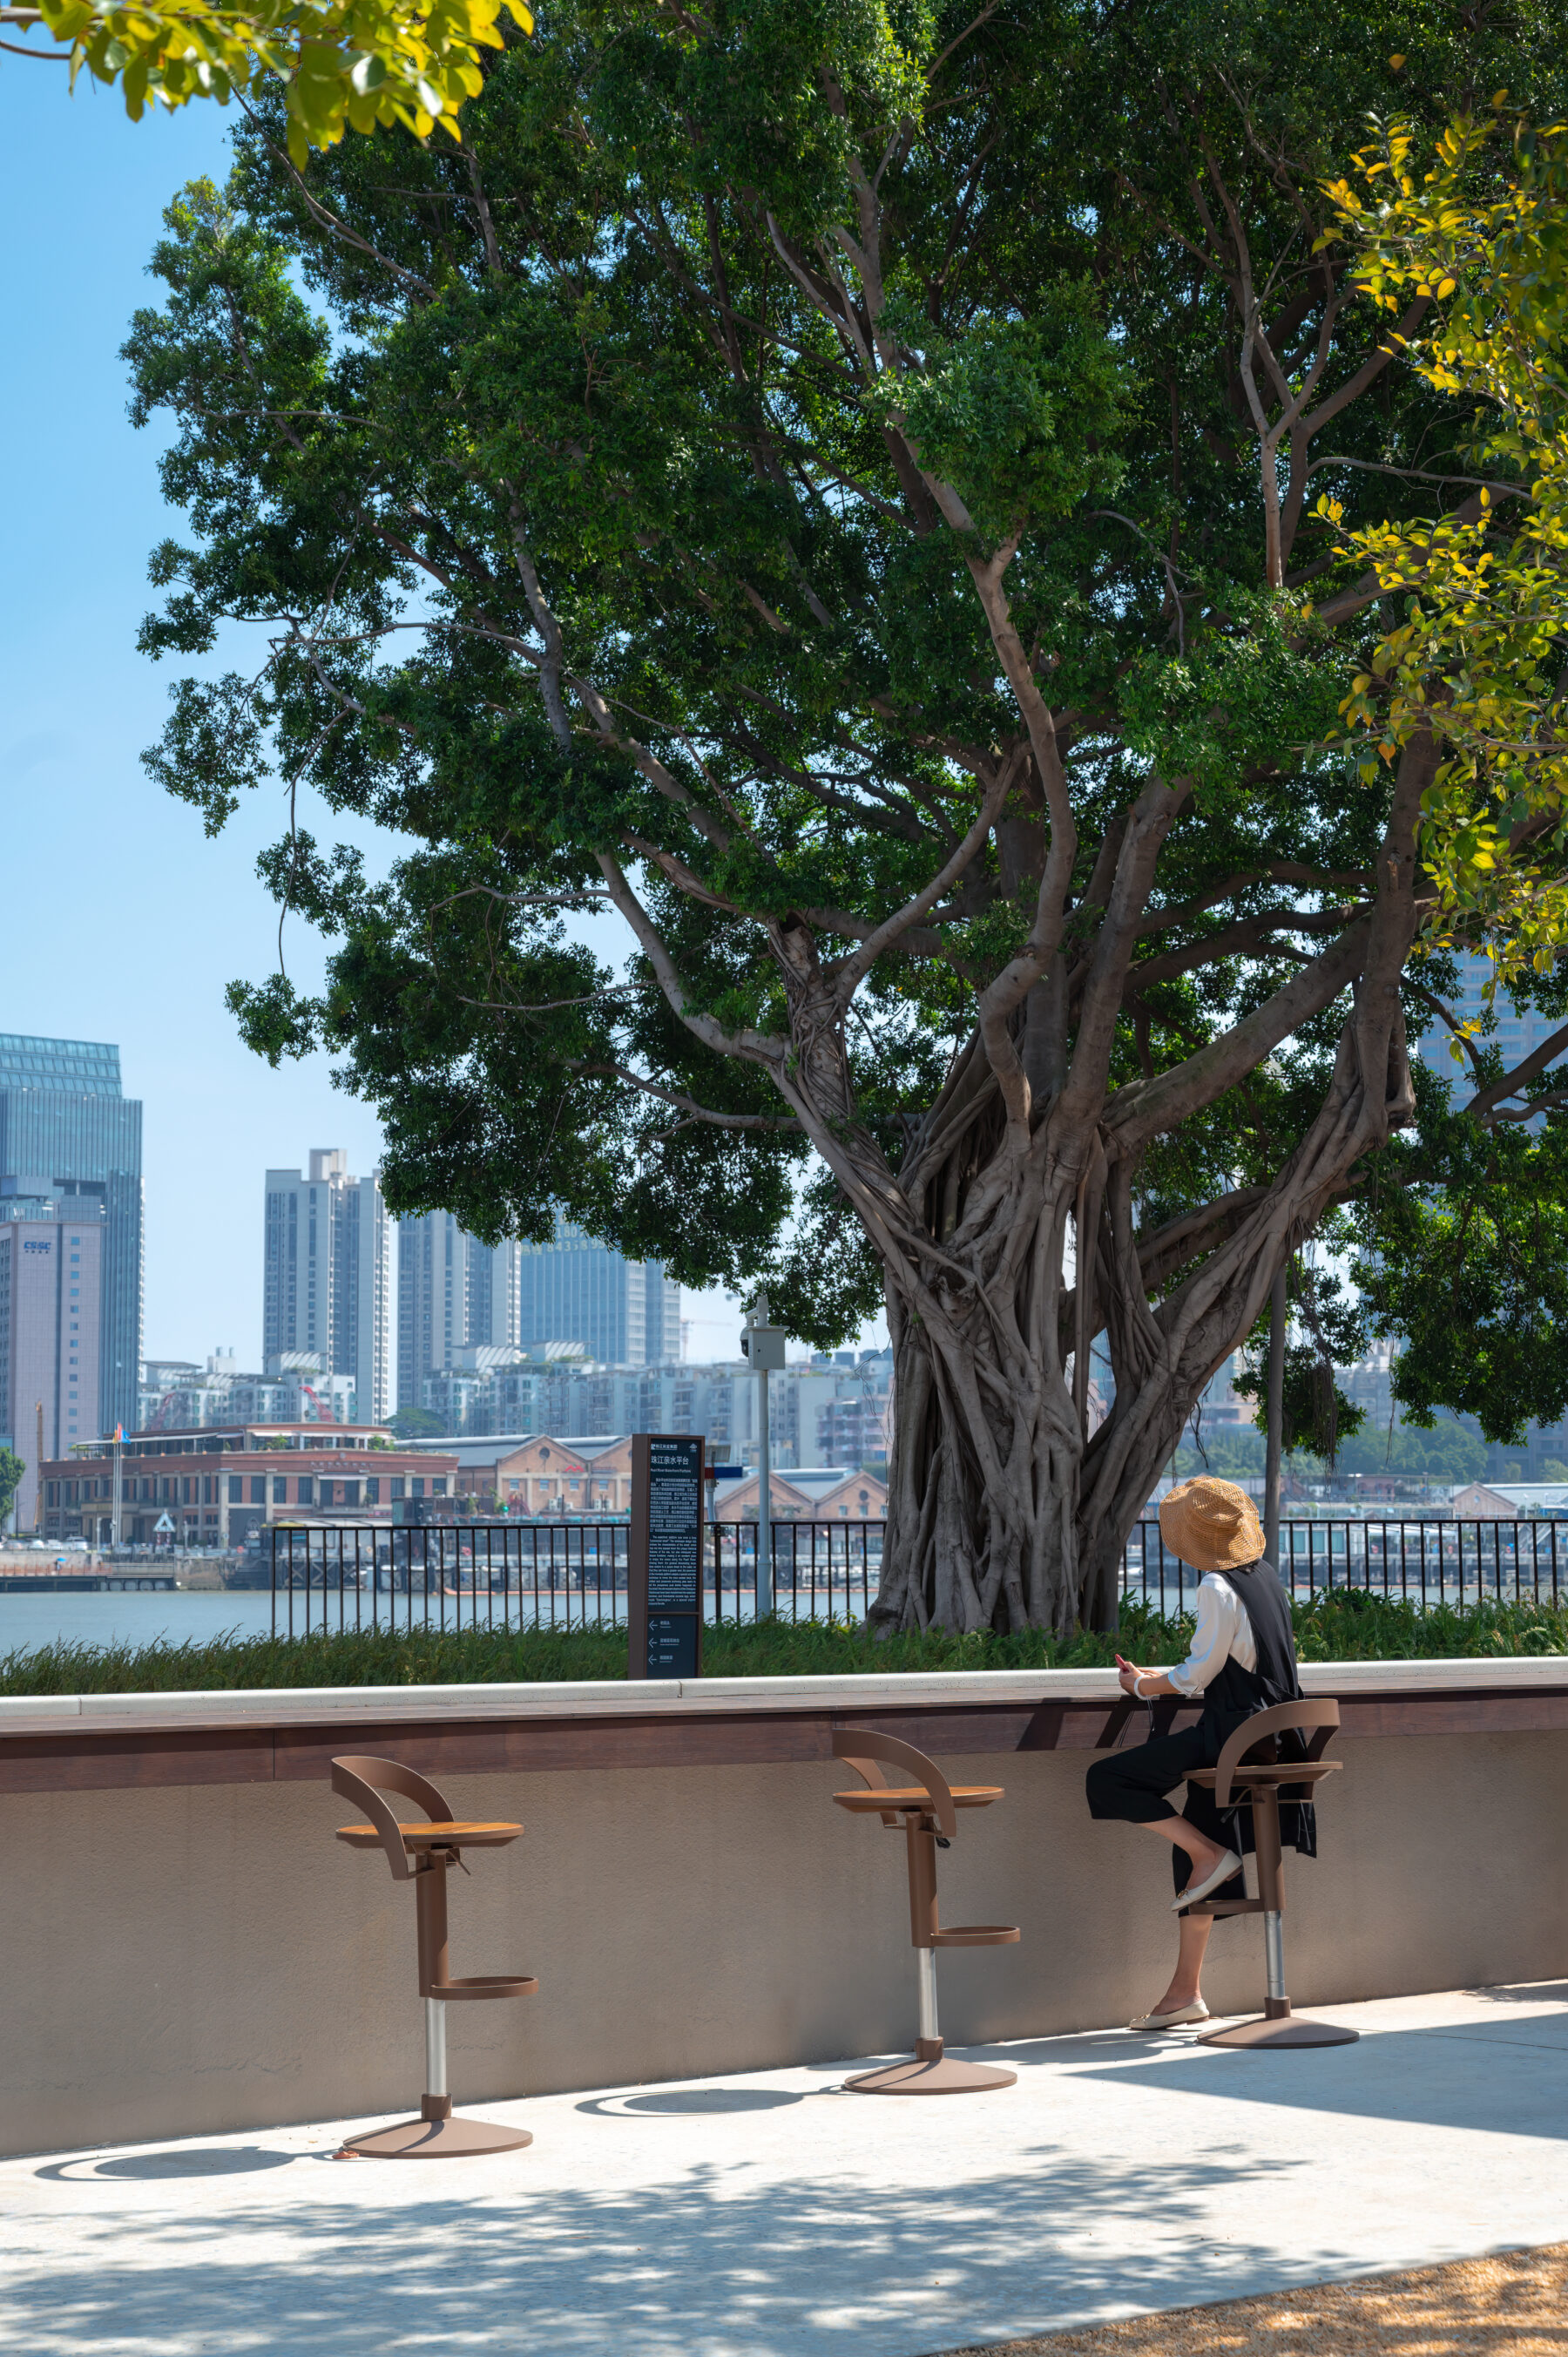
1117,1655,1174,1698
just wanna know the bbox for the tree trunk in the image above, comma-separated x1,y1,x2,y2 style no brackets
868,743,1429,1635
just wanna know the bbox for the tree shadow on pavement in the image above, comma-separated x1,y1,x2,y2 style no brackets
9,2144,1318,2357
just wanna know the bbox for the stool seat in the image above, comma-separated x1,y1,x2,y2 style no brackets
335,1819,523,1847
1183,1763,1342,1789
832,1785,1004,1812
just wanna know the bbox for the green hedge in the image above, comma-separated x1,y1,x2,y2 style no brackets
2,1590,1565,1696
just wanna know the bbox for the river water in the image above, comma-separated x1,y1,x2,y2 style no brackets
0,1589,287,1658
0,1582,874,1659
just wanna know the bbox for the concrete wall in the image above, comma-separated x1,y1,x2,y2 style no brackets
5,1728,1565,2157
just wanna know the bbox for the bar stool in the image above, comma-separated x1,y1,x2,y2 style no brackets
331,1754,538,2156
831,1728,1020,2093
1183,1701,1358,2049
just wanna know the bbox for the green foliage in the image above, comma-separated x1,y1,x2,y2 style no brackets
1350,1067,1568,1445
1229,1251,1368,1466
885,288,1129,539
120,0,1568,1438
1173,1426,1266,1481
0,1448,24,1528
388,1405,448,1439
3,1589,1561,1695
1323,110,1568,995
20,0,531,164
1330,1416,1486,1482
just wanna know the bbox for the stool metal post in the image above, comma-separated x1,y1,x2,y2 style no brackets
425,1998,449,2106
916,1950,940,2049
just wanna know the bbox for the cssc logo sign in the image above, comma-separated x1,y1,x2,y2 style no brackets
22,1241,52,1254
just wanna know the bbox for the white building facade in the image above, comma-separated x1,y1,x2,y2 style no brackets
262,1150,391,1423
0,1195,106,1529
396,1209,521,1413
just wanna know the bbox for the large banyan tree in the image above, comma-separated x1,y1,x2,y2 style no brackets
129,0,1568,1629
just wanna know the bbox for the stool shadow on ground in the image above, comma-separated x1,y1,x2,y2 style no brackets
35,2147,300,2182
1071,2012,1568,2141
577,2088,805,2117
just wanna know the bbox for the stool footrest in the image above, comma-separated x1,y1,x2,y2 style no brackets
422,1974,537,2001
1187,1898,1264,1917
929,1925,1021,1947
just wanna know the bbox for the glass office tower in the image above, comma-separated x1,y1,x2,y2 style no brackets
517,1211,678,1366
0,1035,142,1438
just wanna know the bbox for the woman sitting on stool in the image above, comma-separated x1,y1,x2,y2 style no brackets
1085,1474,1315,2032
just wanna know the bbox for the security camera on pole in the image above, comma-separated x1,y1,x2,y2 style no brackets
739,1291,787,1618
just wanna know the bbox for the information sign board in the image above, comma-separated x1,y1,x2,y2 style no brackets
627,1434,703,1679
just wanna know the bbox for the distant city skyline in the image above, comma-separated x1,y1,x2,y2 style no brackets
0,92,878,1378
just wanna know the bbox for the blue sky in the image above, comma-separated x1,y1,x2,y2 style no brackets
0,72,782,1366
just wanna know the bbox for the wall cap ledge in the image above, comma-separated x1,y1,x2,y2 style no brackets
2,1652,1565,1739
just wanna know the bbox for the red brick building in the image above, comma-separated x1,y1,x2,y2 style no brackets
43,1424,458,1549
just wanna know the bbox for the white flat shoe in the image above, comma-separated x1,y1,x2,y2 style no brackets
1173,1849,1242,1911
1129,2001,1210,2032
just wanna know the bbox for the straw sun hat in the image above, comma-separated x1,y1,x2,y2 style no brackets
1158,1475,1266,1572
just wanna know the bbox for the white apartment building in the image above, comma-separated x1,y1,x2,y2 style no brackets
396,1209,522,1413
0,1195,106,1528
263,1150,391,1423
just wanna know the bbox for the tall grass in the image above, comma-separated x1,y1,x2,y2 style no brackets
2,1589,1563,1696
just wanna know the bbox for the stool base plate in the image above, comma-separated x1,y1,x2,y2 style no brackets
1198,2015,1360,2049
844,2056,1017,2095
340,2114,533,2157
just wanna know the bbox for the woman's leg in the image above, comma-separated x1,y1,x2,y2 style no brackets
1148,1909,1214,2017
1085,1729,1230,2020
1146,1812,1230,1880
1085,1729,1229,1881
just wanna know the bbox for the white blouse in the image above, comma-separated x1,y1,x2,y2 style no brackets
1165,1572,1258,1697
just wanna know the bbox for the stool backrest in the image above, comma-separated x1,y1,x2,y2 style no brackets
833,1729,958,1838
332,1754,457,1882
1212,1701,1342,1810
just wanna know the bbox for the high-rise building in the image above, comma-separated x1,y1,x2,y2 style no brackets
0,1195,105,1528
0,1033,142,1438
517,1212,677,1367
1416,953,1568,1101
262,1150,391,1422
395,1209,520,1412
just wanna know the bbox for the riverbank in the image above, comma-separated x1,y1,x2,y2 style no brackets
3,1589,1565,1694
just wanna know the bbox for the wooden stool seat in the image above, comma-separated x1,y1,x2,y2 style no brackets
1183,1762,1342,1789
336,1820,523,1847
832,1785,1004,1812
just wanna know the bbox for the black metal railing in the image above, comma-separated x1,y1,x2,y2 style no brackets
267,1518,885,1639
268,1513,1565,1641
1120,1516,1565,1616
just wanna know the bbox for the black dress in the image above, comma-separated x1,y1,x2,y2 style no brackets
1085,1556,1317,1905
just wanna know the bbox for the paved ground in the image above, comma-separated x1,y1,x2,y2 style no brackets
941,2243,1568,2354
3,1983,1566,2357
